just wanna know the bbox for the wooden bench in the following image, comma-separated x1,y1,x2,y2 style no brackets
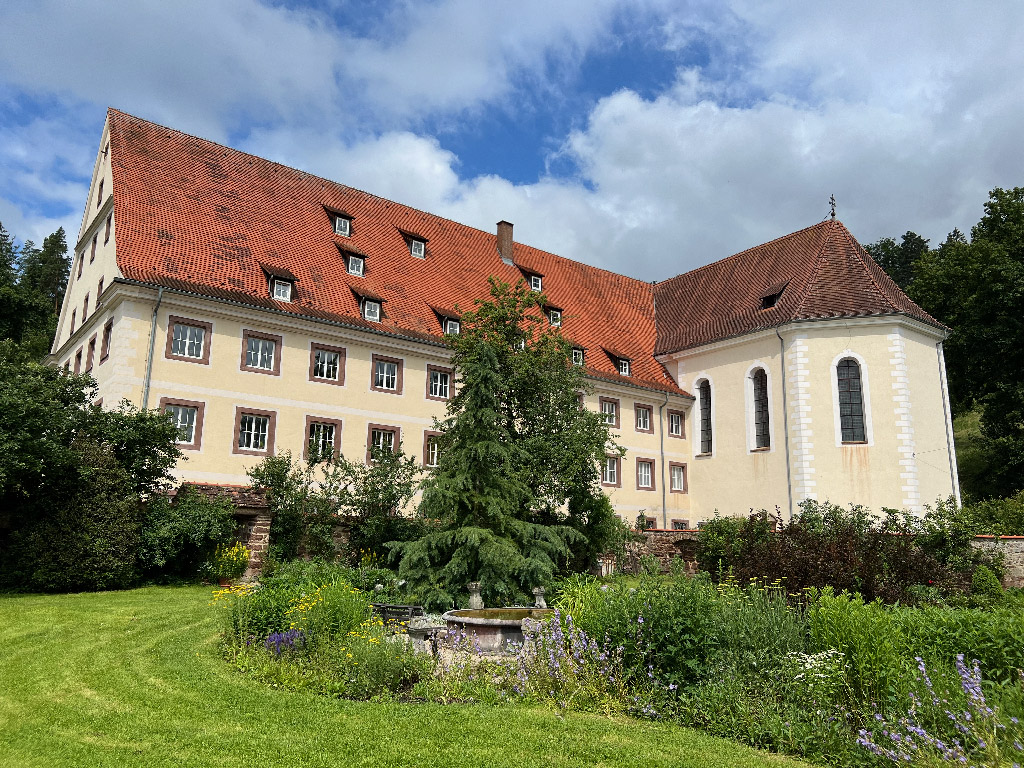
370,603,425,626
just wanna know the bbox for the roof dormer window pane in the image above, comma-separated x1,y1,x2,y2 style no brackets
363,299,381,322
334,216,351,237
549,309,561,327
445,318,460,335
272,279,292,302
348,255,364,276
618,359,631,377
530,275,542,292
572,348,584,366
410,239,425,258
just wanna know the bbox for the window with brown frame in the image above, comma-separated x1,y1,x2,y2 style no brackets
671,519,690,530
309,343,346,385
96,179,103,208
233,406,277,456
160,397,206,451
426,365,452,401
166,316,213,364
669,462,688,494
90,233,97,262
366,423,401,463
370,354,404,394
100,318,113,362
601,455,621,487
667,409,685,438
70,309,76,335
305,416,344,461
76,251,83,279
104,213,112,244
634,403,653,433
636,458,656,491
599,397,620,429
85,335,97,372
240,329,282,375
82,293,89,322
73,348,82,374
97,277,104,298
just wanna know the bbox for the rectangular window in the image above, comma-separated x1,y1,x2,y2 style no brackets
159,397,205,450
637,459,654,490
308,422,336,459
698,381,713,455
334,216,351,236
366,423,401,463
100,318,113,362
410,239,425,258
348,255,364,276
601,456,620,487
670,463,688,493
427,366,451,400
85,335,96,372
97,179,103,208
74,348,82,374
90,234,97,262
635,404,652,433
445,318,460,335
363,299,381,322
668,410,684,438
752,368,770,449
82,293,89,322
530,275,542,292
240,330,282,375
423,432,441,468
104,213,112,244
599,397,619,428
549,309,561,327
310,344,345,383
234,407,277,455
97,277,104,297
272,279,292,302
572,348,584,366
165,316,212,364
671,519,690,530
70,309,76,334
618,359,631,377
371,354,403,394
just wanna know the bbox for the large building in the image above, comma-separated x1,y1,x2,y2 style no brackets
50,109,960,527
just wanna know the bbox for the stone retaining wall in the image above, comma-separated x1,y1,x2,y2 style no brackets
970,536,1024,588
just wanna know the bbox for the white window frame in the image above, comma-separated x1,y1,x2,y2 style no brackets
363,299,381,322
445,318,460,335
530,275,542,292
410,239,425,258
668,411,683,437
429,369,450,399
167,404,197,444
743,362,775,453
246,336,276,371
635,406,651,431
272,279,292,302
171,323,205,359
371,428,396,452
602,456,618,485
313,349,340,381
670,464,686,492
425,436,440,468
348,255,364,276
637,460,653,489
334,216,351,237
572,348,584,366
238,414,270,452
549,309,561,327
618,359,631,377
601,399,618,426
375,360,398,391
308,421,336,457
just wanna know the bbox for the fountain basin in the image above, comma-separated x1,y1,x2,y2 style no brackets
441,608,554,653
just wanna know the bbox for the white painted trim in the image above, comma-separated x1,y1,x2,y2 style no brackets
887,327,921,511
785,333,817,500
693,374,715,458
743,361,775,454
829,350,875,447
936,342,962,505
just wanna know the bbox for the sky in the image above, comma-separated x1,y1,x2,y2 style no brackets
1,0,1023,281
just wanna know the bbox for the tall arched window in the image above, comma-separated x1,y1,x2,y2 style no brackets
752,368,770,449
837,358,866,442
698,380,712,454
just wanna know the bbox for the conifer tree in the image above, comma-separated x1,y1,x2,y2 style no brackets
392,278,618,609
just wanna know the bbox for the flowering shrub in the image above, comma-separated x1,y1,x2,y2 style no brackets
857,655,1024,766
284,581,371,642
209,542,250,581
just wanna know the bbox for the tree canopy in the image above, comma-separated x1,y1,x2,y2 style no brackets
0,222,69,361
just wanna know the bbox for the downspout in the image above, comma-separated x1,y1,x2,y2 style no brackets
936,341,962,505
775,327,795,521
658,390,669,529
141,286,164,409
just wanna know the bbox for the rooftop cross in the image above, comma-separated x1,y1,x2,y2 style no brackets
829,194,837,220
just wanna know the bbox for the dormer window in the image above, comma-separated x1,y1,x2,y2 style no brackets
334,215,351,237
572,348,584,366
618,358,631,377
759,281,789,310
363,299,381,322
272,278,293,302
548,309,561,327
348,255,365,277
445,318,461,335
410,238,426,258
530,275,543,292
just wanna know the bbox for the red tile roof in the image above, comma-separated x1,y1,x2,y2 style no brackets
107,109,682,394
652,220,944,355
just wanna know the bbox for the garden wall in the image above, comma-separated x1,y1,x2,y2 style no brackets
624,529,1024,588
182,483,272,579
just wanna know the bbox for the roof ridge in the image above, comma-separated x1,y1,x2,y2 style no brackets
791,219,845,318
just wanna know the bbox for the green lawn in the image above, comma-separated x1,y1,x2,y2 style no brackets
0,586,811,768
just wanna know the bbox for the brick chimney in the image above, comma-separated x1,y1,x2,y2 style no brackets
496,220,514,265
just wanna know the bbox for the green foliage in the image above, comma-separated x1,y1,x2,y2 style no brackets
393,278,616,610
210,543,250,581
0,223,69,361
694,513,745,576
864,230,929,291
138,485,238,580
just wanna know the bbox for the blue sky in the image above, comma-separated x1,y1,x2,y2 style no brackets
1,1,1023,280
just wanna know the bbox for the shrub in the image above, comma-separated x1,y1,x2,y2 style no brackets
138,484,237,580
210,542,250,582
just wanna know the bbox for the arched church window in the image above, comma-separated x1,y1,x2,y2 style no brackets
837,358,866,443
752,368,770,449
698,380,712,454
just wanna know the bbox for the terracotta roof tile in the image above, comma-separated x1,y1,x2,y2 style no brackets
108,109,682,394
